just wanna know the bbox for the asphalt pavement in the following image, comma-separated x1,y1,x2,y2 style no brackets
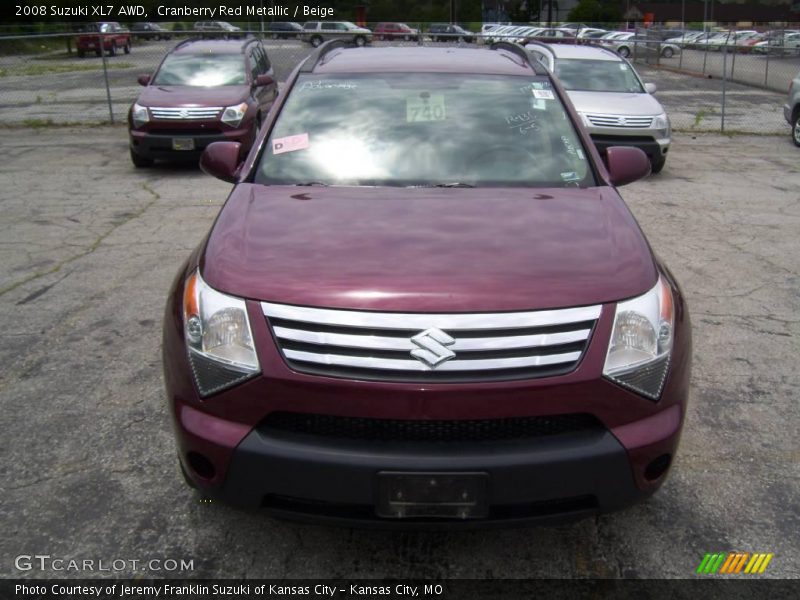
0,127,798,579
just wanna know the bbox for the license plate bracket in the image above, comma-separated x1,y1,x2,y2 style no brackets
172,137,195,151
376,472,489,519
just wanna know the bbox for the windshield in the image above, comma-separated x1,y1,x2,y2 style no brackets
153,54,245,86
554,59,644,93
255,73,593,188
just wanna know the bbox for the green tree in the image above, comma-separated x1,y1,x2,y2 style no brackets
567,0,622,23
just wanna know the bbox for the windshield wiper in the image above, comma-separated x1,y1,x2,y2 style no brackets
295,181,329,186
409,182,476,188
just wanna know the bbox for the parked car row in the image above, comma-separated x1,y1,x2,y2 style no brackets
664,29,800,54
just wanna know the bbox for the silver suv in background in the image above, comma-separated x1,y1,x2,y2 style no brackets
527,42,671,173
301,21,372,47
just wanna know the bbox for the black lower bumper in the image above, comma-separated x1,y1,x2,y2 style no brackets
590,135,666,160
130,130,250,161
208,427,647,528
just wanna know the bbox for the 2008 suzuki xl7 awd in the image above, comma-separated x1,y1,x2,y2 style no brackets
163,42,692,527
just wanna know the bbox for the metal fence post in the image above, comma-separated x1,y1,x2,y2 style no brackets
99,33,114,124
702,41,709,75
721,45,727,133
764,48,770,88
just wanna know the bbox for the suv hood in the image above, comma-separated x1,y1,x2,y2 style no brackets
567,91,664,116
137,85,249,108
202,185,656,312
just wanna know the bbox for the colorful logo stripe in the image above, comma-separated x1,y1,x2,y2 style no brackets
697,553,773,574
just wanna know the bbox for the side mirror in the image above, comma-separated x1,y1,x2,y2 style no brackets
255,74,274,87
137,74,151,86
605,146,651,186
199,142,242,183
644,82,657,94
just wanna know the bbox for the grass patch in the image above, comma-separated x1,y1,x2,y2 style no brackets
0,38,68,56
0,62,134,77
0,119,113,129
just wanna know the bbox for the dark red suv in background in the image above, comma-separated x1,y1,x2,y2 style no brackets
128,39,277,167
163,41,691,527
374,22,420,41
76,22,131,57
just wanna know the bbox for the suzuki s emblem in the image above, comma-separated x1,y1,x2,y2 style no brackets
410,328,456,368
179,109,189,118
618,117,628,125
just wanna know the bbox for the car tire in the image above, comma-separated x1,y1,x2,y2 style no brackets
108,42,116,56
95,48,102,57
130,149,154,168
355,36,367,47
650,155,666,174
618,46,630,58
662,47,674,58
78,49,85,58
792,110,800,147
310,35,323,47
124,41,131,54
403,35,410,41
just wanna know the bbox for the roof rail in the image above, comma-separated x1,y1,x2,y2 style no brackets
299,38,357,73
172,38,197,50
489,41,547,75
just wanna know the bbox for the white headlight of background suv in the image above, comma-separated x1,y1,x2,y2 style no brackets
132,103,149,128
183,270,259,397
221,102,249,127
652,113,670,139
603,276,674,400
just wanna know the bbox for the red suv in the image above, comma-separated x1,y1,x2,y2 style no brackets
128,39,277,167
374,22,420,41
76,22,131,57
163,41,692,527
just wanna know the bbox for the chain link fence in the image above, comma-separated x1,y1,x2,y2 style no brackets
0,30,796,135
623,29,798,134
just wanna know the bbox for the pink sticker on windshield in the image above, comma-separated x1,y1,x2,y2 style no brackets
272,133,309,155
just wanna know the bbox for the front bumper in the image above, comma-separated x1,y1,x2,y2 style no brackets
163,264,691,527
177,403,681,528
589,132,669,161
129,124,255,161
784,103,793,125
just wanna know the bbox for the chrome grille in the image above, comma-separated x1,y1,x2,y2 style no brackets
262,302,601,382
585,114,654,128
149,106,222,120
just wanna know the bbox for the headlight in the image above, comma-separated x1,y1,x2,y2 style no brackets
183,270,259,397
221,102,249,127
652,113,670,139
603,276,674,400
131,103,149,128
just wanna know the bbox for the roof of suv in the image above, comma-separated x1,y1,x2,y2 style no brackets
536,43,622,61
171,39,255,55
313,47,539,76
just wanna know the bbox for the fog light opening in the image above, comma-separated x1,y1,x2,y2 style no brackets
187,451,215,480
644,453,672,481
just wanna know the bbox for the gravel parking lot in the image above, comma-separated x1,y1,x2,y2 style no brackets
0,127,798,579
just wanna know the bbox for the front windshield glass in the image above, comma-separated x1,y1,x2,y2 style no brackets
554,59,644,93
255,73,593,188
152,54,245,86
